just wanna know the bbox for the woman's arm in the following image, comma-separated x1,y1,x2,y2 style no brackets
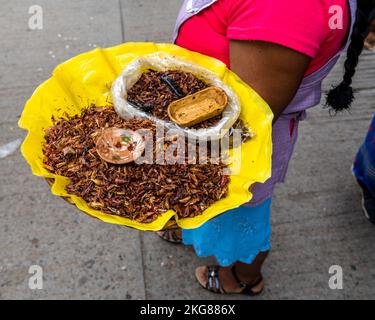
230,40,311,122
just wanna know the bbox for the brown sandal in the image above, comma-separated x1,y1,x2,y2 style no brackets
197,265,264,296
157,228,183,244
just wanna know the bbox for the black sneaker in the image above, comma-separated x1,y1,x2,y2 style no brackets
358,182,375,225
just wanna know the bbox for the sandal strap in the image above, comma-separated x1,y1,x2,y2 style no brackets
206,266,226,294
231,265,263,296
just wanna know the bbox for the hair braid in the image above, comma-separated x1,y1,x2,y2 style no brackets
326,0,375,112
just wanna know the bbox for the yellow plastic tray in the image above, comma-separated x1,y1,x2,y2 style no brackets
18,42,273,231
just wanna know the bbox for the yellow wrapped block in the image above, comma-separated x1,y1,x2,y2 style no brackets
18,42,273,231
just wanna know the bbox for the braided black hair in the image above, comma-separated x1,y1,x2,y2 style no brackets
326,0,375,112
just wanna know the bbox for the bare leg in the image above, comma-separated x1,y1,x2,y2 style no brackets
196,251,269,293
157,229,268,294
235,251,269,282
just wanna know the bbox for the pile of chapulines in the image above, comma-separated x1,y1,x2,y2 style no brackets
43,106,229,223
127,69,222,129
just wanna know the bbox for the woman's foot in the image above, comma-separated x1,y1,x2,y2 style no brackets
157,228,183,244
195,265,264,295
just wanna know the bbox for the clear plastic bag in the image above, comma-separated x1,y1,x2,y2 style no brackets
111,53,241,141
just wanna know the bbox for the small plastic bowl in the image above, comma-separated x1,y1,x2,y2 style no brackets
95,127,145,164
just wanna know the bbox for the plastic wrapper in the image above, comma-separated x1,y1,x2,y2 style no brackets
18,42,273,231
111,53,241,141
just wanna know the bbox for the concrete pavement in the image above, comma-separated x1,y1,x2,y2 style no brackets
0,0,375,300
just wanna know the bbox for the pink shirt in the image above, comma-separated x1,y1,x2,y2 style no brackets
176,0,350,76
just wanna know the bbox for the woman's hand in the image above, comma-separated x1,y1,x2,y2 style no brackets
230,40,311,122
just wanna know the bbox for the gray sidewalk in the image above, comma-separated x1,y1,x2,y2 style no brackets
0,0,375,300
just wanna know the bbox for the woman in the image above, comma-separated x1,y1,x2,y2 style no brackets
158,0,375,295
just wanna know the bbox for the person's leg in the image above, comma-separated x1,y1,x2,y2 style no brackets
157,228,268,291
235,251,269,282
187,200,271,294
157,199,271,294
195,251,268,293
353,114,375,224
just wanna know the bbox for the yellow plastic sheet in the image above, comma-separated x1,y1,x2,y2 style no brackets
18,42,273,231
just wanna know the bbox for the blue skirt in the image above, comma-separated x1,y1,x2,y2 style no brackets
182,199,272,267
